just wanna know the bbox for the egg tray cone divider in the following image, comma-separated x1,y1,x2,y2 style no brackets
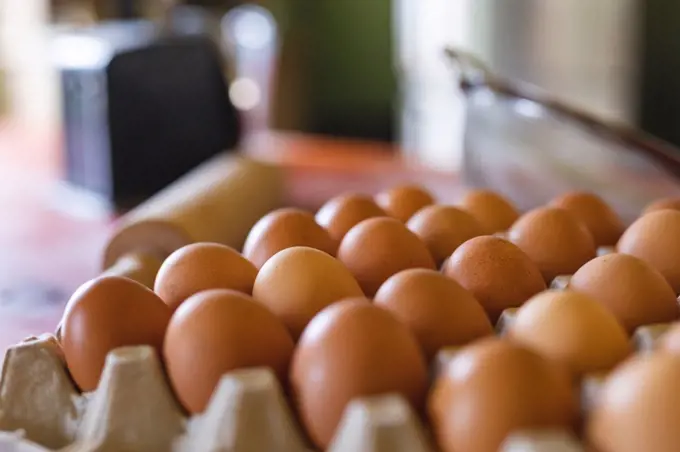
5,313,675,452
326,396,433,452
0,336,448,452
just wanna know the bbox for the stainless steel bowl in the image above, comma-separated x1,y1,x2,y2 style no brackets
448,49,680,223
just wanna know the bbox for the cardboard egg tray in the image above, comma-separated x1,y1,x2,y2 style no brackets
1,298,674,452
0,333,443,452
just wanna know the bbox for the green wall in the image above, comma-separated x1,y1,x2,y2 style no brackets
267,0,396,142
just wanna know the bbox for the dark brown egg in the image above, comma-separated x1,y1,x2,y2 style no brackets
315,193,387,242
587,353,680,452
642,197,680,215
375,185,435,222
374,269,493,359
443,236,546,322
569,253,678,333
458,190,520,233
617,209,680,293
429,338,578,452
406,205,487,267
242,208,337,269
154,242,257,311
163,289,295,414
337,217,436,296
290,300,427,449
61,276,172,391
508,207,596,283
550,191,624,247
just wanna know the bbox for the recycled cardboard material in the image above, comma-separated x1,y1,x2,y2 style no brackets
0,334,624,452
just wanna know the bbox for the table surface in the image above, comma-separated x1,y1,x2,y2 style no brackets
0,124,462,352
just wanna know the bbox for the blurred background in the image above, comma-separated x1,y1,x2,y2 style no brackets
4,0,669,175
3,0,680,209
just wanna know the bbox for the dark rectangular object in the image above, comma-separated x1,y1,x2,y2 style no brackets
57,21,241,207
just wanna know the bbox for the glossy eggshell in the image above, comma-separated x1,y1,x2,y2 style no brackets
457,190,520,233
508,207,596,283
337,217,436,296
154,243,257,311
374,269,492,359
587,353,680,452
252,246,364,339
163,289,295,414
443,236,546,322
508,290,631,377
569,253,678,333
406,205,487,267
315,194,387,242
290,300,428,449
242,208,337,269
374,185,435,222
642,197,680,215
550,192,624,247
61,276,172,391
617,209,680,293
429,338,578,452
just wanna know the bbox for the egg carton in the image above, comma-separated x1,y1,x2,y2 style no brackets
0,335,596,452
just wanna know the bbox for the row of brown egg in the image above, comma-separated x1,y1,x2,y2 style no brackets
56,185,680,452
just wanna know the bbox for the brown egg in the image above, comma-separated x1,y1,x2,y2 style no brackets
587,353,680,452
429,338,578,452
315,193,387,242
337,217,436,296
659,323,680,354
570,253,678,333
508,290,631,377
406,205,487,267
290,300,427,449
617,209,680,293
242,208,337,269
550,192,624,247
154,242,257,311
374,185,435,222
374,269,492,359
443,236,546,322
458,189,520,233
642,196,680,215
164,289,294,413
61,276,172,391
253,246,364,339
508,207,596,283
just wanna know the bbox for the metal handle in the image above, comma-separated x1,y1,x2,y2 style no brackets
444,46,680,179
443,47,492,91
